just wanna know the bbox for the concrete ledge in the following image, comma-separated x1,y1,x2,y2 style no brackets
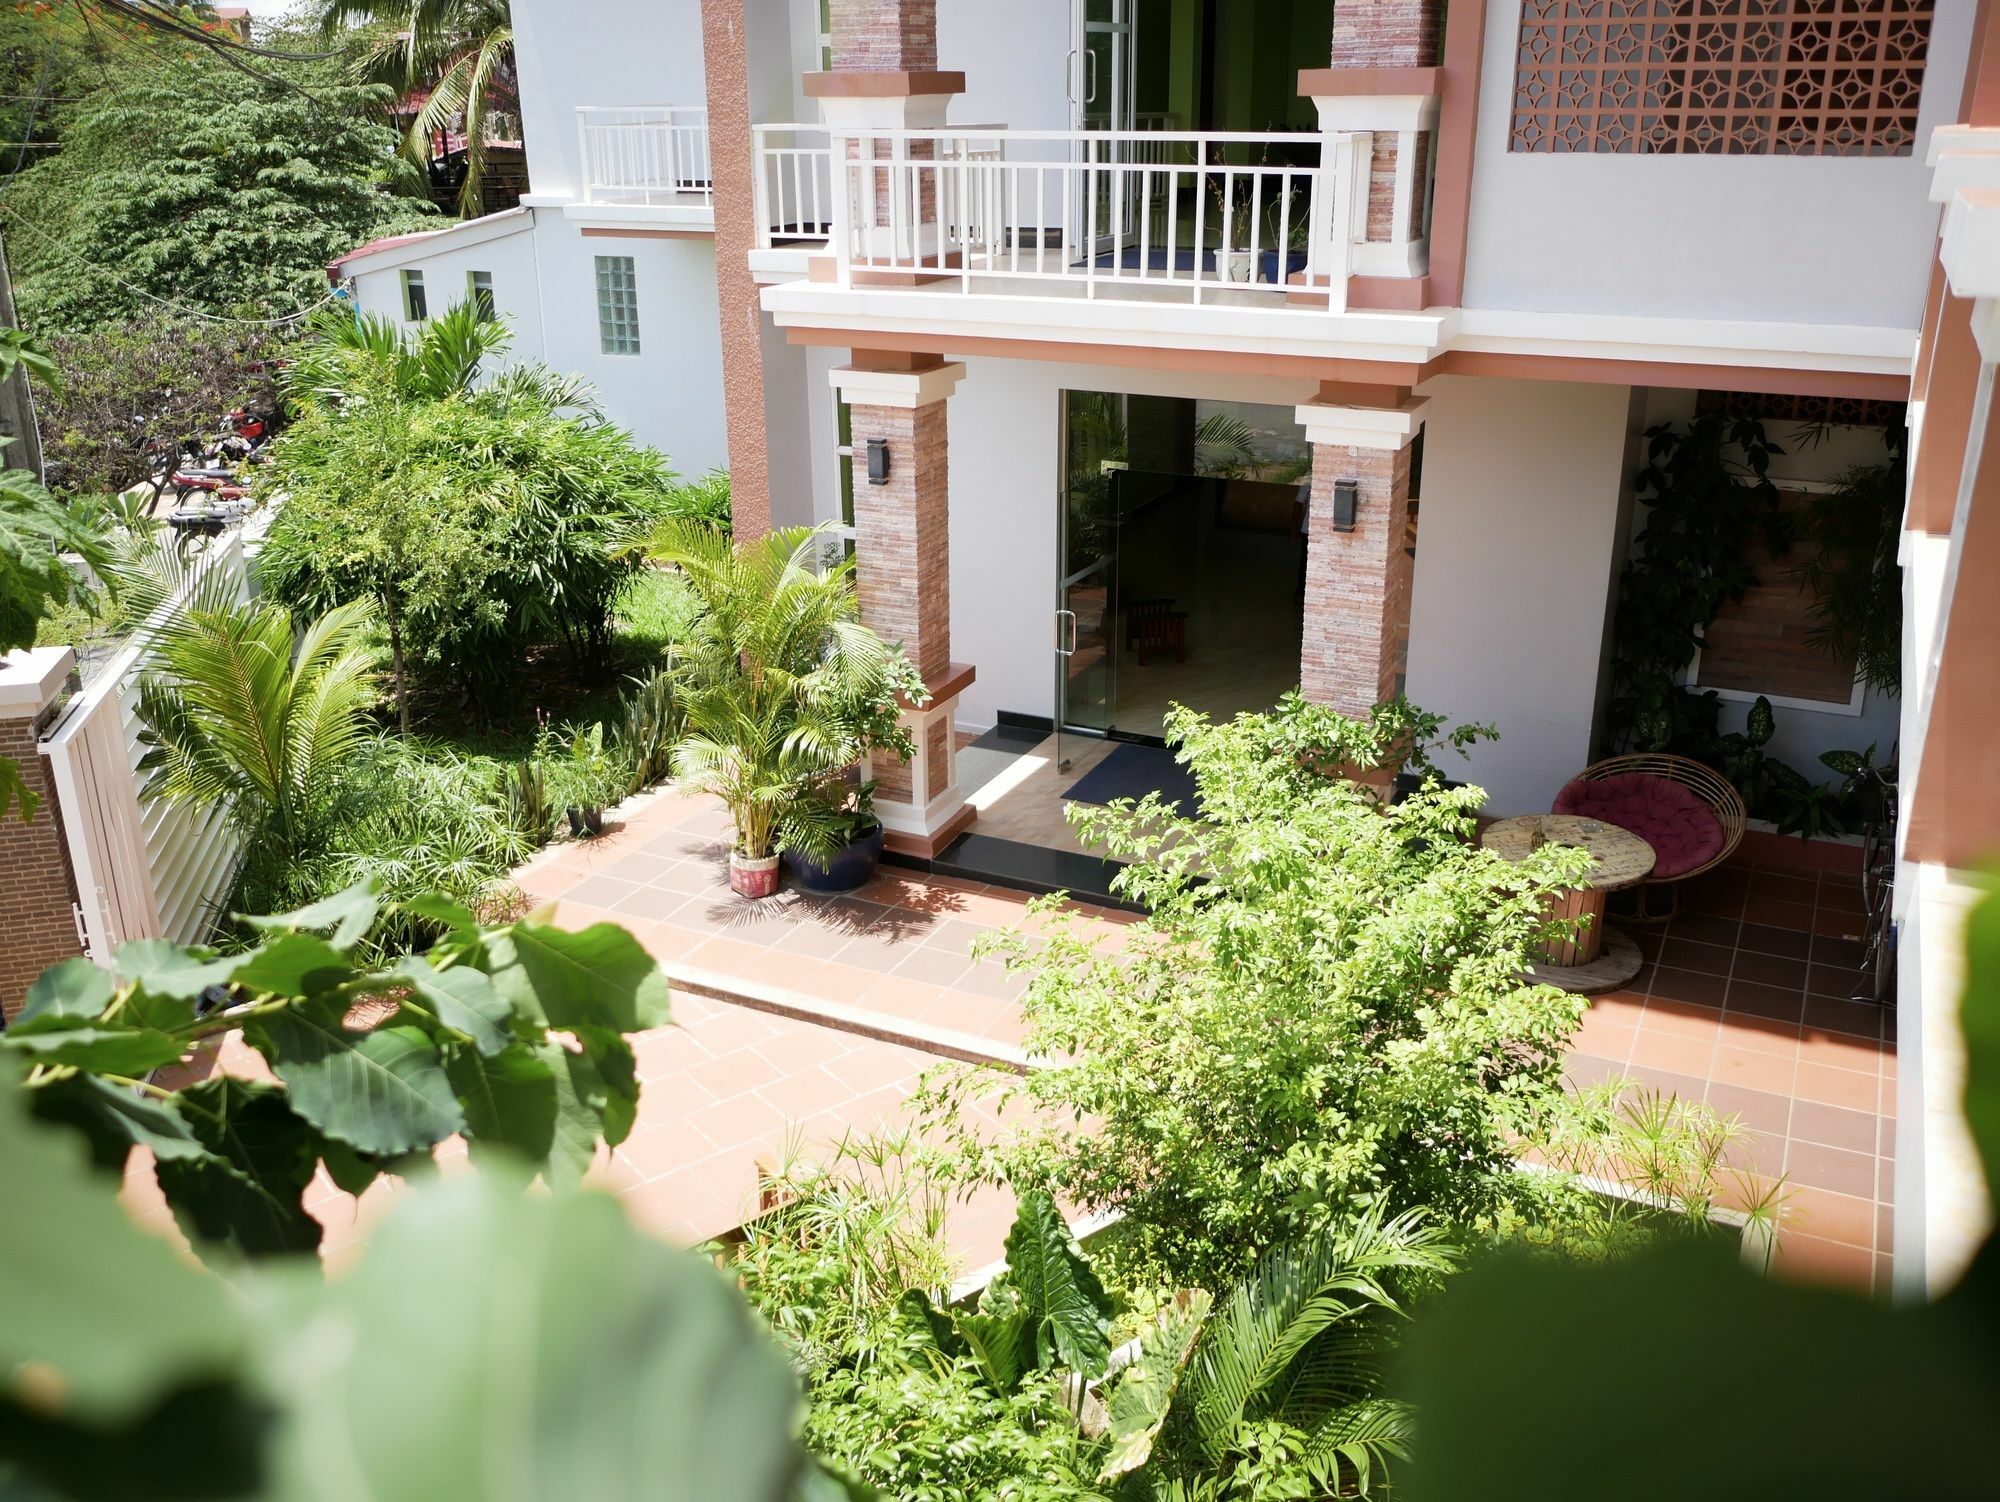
1297,66,1444,98
0,648,74,717
804,69,966,98
663,958,1032,1073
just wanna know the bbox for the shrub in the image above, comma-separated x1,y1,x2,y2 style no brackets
256,390,675,714
932,696,1594,1289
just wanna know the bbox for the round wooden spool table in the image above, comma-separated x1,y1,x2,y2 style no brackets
1481,815,1656,994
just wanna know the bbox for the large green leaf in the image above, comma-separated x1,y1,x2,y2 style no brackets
248,1000,464,1156
154,1077,323,1263
446,1040,558,1170
251,1176,804,1501
227,932,356,1001
1000,1189,1114,1378
26,1073,209,1173
952,1306,1030,1396
1099,1288,1213,1481
239,875,382,951
536,1039,626,1186
0,1024,187,1075
396,953,513,1056
110,939,239,1001
17,957,114,1027
0,1058,241,1423
481,920,671,1035
1962,877,2000,1202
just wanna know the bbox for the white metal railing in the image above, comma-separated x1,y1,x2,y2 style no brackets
819,127,1372,312
41,529,250,956
577,106,712,206
752,124,833,248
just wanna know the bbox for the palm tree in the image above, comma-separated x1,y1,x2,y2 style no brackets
135,597,379,894
645,520,914,876
285,301,590,415
322,0,517,218
1103,1204,1459,1497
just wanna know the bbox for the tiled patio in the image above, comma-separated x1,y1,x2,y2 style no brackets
1564,851,1895,1293
118,786,1895,1295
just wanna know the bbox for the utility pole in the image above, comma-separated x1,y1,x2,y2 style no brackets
0,229,45,483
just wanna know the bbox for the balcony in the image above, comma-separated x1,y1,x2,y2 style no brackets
569,106,714,231
753,123,1452,366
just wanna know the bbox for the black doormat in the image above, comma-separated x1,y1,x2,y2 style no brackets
1062,741,1201,815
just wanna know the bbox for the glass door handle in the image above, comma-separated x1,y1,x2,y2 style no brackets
1086,47,1100,105
1055,608,1077,656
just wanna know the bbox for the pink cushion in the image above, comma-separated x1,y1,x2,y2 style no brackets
1553,773,1725,879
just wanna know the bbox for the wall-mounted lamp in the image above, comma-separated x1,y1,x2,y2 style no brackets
866,438,891,486
1332,478,1360,533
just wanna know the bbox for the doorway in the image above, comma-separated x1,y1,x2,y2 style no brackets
1056,390,1310,745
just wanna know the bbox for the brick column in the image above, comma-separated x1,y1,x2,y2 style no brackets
830,353,976,858
0,649,81,1018
1298,0,1443,309
1296,388,1426,719
806,0,963,272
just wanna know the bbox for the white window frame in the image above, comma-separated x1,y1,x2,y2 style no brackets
466,269,495,321
401,268,428,321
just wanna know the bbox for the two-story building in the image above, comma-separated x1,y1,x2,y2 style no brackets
331,0,1997,1299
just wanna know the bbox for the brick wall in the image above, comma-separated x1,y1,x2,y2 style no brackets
1300,441,1414,716
0,715,81,1019
1330,0,1442,69
848,397,951,684
829,0,936,71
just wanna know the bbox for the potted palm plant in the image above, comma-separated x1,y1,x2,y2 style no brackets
783,779,888,894
646,520,923,899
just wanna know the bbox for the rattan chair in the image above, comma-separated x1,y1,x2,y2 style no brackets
1556,753,1747,922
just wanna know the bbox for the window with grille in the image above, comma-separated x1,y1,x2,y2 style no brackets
595,256,640,355
401,269,428,321
1511,0,1934,157
467,269,495,321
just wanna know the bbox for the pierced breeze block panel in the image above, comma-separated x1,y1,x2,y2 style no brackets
1511,0,1933,157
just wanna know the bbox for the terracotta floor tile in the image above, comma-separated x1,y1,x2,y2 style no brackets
1802,995,1886,1040
1738,922,1812,960
1810,934,1867,969
1704,1081,1794,1135
1723,980,1805,1024
1817,882,1865,915
891,944,976,989
1750,871,1819,905
1710,1044,1798,1095
1789,1098,1878,1155
1628,1028,1717,1078
1648,967,1729,1009
1786,1139,1878,1199
1666,913,1742,947
1772,1231,1875,1292
1639,996,1724,1039
1588,993,1649,1026
1715,1011,1801,1058
1743,896,1815,932
1793,1061,1880,1112
1659,936,1735,976
1624,1064,1710,1102
562,873,645,910
684,1090,792,1156
1731,950,1809,990
1570,1014,1637,1064
1797,1029,1886,1075
1565,1052,1626,1091
761,1064,881,1122
855,973,950,1023
1806,962,1865,1000
1812,907,1865,940
1779,1190,1871,1256
608,885,693,923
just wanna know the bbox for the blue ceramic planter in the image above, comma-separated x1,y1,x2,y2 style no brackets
782,824,886,894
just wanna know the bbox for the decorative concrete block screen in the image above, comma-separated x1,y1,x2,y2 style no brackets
1510,0,1934,156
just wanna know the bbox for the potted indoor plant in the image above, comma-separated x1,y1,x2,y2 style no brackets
782,779,888,894
561,721,622,838
646,519,922,899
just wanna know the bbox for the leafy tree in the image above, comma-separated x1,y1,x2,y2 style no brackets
6,34,436,333
0,454,103,819
323,0,519,216
33,317,279,499
6,876,670,1266
933,696,1592,1289
256,347,673,718
283,300,588,414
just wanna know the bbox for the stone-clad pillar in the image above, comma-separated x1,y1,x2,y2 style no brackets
830,353,976,858
1296,387,1427,718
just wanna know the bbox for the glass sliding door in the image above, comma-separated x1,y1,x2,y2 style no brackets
1056,391,1123,757
1072,0,1139,259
